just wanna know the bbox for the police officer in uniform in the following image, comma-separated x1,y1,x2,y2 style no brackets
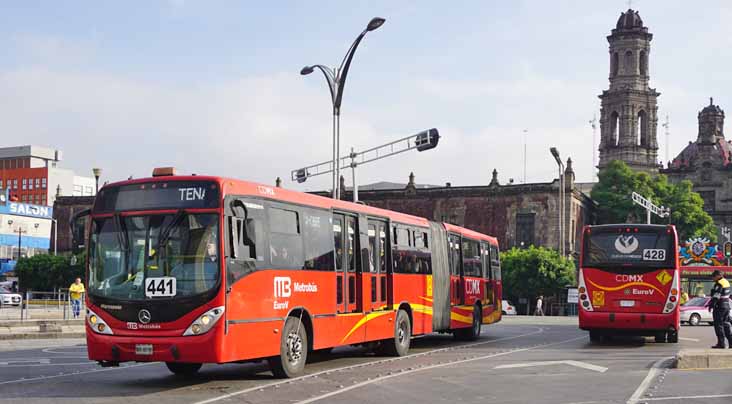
706,269,732,348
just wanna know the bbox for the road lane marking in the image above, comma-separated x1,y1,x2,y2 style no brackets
643,393,732,401
494,360,607,373
678,337,700,342
193,326,546,404
0,362,156,386
0,359,50,365
0,361,96,368
626,356,674,404
293,335,588,404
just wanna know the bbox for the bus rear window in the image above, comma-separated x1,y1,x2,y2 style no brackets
583,231,674,268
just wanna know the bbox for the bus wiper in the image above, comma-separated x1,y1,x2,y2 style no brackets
114,214,130,252
157,210,187,251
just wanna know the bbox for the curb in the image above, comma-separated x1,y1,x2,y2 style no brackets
676,348,732,369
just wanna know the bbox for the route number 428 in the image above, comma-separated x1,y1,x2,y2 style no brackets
145,277,177,298
642,249,666,261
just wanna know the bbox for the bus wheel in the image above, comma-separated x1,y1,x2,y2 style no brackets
589,331,601,343
165,362,202,376
269,316,308,378
688,313,701,326
667,330,679,343
383,309,411,356
654,333,666,343
455,305,482,341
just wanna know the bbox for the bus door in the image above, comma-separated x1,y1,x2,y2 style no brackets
481,242,495,309
367,219,389,312
333,213,362,314
448,233,463,306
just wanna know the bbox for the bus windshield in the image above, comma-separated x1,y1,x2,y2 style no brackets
88,213,220,301
582,229,674,270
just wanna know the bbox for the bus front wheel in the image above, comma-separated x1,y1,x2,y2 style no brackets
165,362,202,376
269,316,308,378
667,330,679,343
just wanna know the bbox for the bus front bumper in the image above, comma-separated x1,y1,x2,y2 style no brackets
86,327,221,364
579,311,679,334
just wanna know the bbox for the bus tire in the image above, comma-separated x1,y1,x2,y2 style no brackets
667,330,679,343
383,309,411,356
589,331,601,343
455,305,482,341
654,333,666,343
269,316,308,378
165,362,202,376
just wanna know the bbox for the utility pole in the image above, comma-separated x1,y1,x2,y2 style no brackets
590,114,598,181
662,114,670,165
523,129,528,184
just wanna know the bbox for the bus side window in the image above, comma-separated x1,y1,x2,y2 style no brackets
302,209,334,270
269,207,304,270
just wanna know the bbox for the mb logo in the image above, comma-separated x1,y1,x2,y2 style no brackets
274,277,292,298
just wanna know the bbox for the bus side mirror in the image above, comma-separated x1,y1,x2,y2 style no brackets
70,209,91,255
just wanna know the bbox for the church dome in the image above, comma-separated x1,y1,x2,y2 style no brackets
616,9,644,30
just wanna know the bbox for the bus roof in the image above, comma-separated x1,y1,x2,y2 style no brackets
102,174,498,243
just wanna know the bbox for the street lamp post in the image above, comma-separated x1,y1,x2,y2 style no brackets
550,147,565,257
301,17,386,200
92,168,102,193
51,219,58,256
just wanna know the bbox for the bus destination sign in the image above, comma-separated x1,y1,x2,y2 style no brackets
94,181,220,212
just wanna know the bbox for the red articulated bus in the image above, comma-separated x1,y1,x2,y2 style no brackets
76,169,502,377
578,224,680,343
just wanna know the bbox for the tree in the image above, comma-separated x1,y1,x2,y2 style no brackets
500,246,576,311
15,253,85,292
591,160,716,241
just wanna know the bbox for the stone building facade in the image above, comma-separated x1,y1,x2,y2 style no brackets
598,9,661,175
661,100,732,238
52,195,94,254
331,162,595,258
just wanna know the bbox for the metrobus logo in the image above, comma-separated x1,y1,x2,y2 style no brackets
274,277,292,298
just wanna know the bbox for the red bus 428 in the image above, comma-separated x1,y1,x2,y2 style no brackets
73,168,503,378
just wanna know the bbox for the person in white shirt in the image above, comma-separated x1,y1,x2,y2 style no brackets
535,295,544,316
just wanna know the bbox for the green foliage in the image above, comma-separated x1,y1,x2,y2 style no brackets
15,253,85,291
500,246,576,303
592,160,716,241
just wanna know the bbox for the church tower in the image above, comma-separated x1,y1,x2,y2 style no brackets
598,9,660,174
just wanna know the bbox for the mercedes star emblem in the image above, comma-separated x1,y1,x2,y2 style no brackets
138,309,152,324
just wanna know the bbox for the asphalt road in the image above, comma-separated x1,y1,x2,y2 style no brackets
0,317,729,404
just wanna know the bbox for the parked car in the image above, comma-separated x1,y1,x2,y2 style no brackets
680,296,713,326
0,288,22,306
502,300,517,315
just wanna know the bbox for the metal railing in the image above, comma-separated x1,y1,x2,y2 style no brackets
0,289,86,322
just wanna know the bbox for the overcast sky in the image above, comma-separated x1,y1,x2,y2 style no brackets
1,1,731,192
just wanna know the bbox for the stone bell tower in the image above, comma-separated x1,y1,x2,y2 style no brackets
598,9,660,174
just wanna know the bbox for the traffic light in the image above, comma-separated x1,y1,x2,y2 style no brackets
295,169,309,184
415,128,440,152
724,242,732,258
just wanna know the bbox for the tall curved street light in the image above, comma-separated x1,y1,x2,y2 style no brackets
301,17,385,199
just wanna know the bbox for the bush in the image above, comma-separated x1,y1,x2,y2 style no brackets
15,253,85,292
500,246,576,308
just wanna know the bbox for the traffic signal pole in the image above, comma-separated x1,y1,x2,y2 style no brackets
291,128,440,202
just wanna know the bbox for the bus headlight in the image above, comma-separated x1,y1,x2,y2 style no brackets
183,306,225,336
87,309,114,335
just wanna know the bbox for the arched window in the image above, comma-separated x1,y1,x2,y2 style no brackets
639,50,647,75
610,111,620,146
637,110,647,146
611,52,619,77
624,50,634,74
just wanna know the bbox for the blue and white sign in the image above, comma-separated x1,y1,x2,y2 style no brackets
0,202,53,219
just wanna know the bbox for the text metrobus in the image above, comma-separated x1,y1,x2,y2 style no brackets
80,171,503,377
578,224,680,343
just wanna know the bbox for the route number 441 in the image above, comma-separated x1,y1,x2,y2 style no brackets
145,277,177,298
642,249,666,261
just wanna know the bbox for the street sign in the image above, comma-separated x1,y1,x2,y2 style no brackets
567,288,579,304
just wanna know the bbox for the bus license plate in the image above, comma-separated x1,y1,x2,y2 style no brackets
135,344,153,355
620,300,635,307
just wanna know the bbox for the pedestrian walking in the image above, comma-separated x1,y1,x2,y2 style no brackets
706,270,732,349
69,277,85,319
534,295,544,316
